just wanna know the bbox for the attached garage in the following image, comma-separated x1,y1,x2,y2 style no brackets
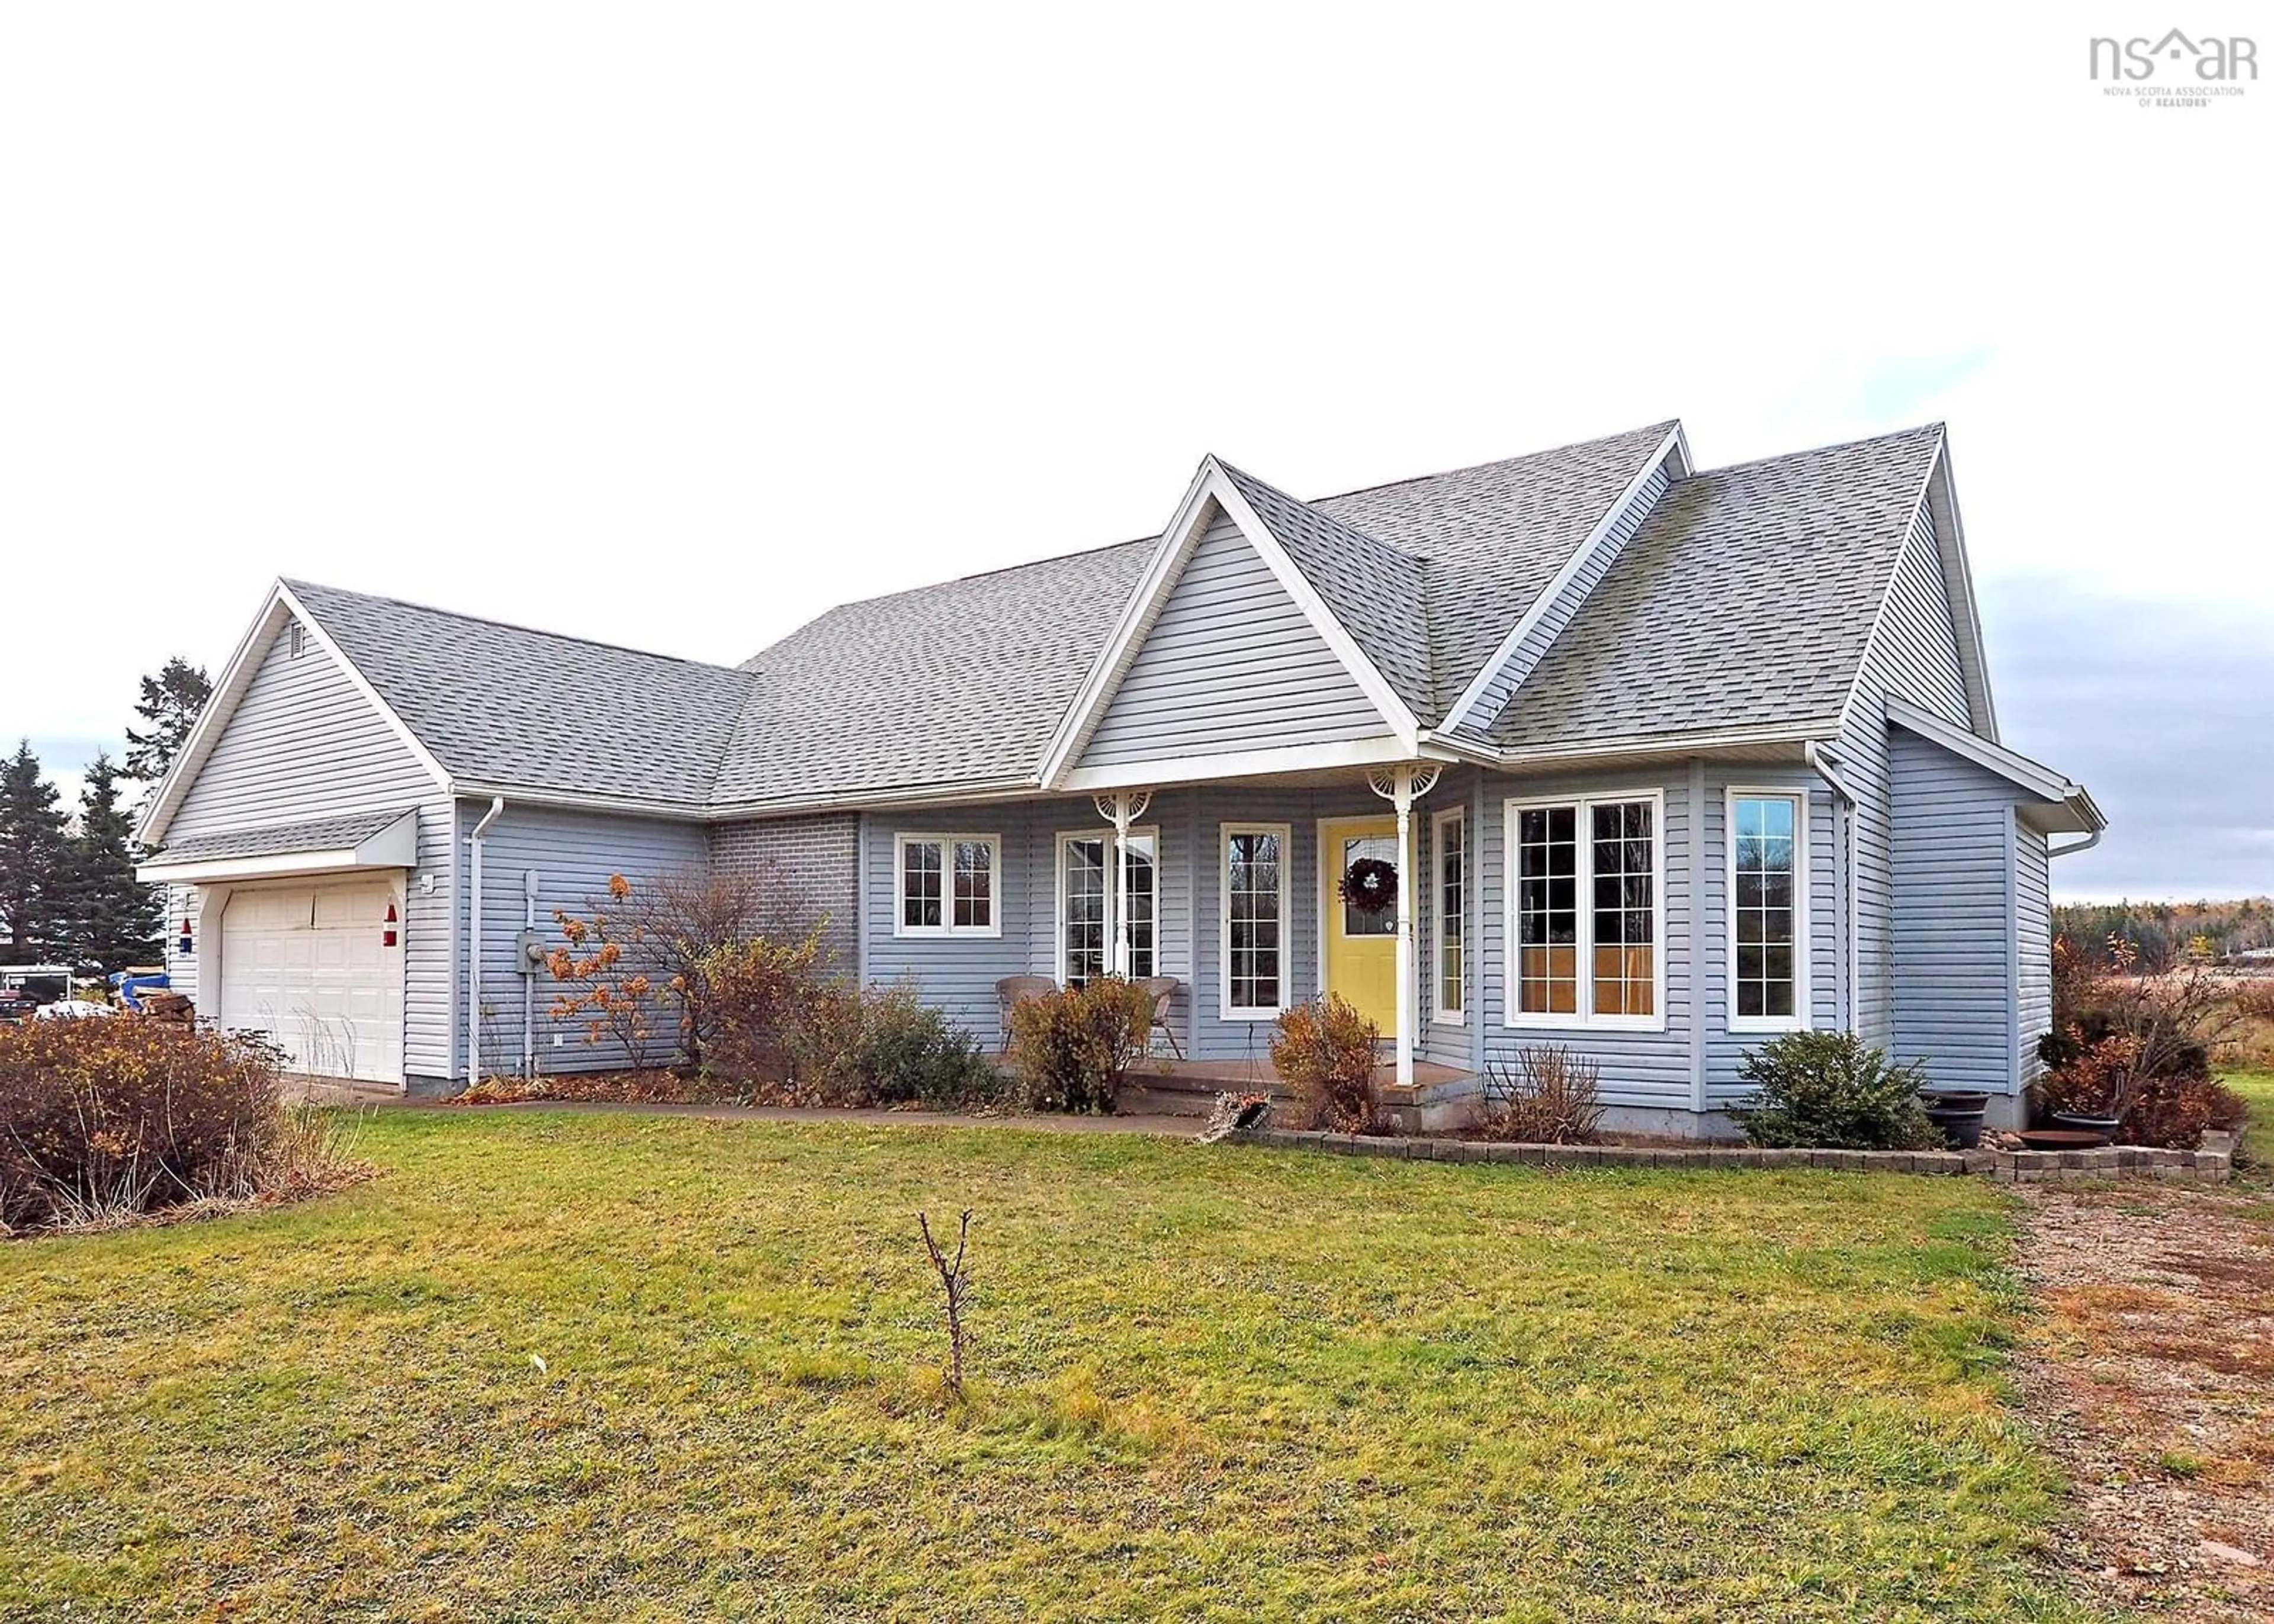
217,881,406,1082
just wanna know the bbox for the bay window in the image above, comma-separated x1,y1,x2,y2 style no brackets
1508,792,1662,1028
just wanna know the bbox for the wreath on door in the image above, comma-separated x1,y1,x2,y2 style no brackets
1340,857,1398,918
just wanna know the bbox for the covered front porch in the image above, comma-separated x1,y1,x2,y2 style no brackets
859,761,1480,1089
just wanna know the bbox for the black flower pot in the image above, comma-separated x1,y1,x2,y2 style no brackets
2049,1111,2121,1146
1922,1096,1989,1150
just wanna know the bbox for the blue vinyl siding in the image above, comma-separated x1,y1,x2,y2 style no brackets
1079,506,1388,768
461,800,707,1077
1888,731,2021,1095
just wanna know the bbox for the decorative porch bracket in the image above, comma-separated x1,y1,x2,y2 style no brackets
1364,763,1443,1088
1093,790,1153,977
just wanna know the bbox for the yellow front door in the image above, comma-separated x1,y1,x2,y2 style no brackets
1322,817,1399,1038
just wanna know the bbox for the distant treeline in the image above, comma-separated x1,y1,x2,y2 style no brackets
2053,897,2274,966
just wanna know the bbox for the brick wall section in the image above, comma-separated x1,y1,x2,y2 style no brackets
708,812,861,975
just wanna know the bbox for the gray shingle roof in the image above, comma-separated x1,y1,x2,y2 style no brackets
1487,425,1945,752
274,421,1952,812
711,541,1156,805
155,808,413,863
1218,461,1435,719
1315,422,1678,716
284,580,755,806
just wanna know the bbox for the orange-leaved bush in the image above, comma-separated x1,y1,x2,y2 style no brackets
1270,994,1381,1133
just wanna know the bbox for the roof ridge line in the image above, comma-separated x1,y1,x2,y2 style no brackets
282,577,757,678
1694,422,1945,479
1306,419,1682,507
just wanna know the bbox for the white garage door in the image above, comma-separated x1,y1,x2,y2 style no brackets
219,881,405,1083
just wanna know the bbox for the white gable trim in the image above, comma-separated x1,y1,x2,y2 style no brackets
136,581,455,848
1836,436,1999,746
1039,457,1419,787
1437,424,1686,732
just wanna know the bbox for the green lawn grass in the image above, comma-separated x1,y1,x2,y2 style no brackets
2228,1069,2273,1168
1,1112,2097,1621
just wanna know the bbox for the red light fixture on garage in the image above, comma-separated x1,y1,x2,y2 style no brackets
384,901,399,947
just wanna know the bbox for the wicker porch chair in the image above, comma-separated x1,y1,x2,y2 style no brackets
994,974,1059,1053
1138,975,1185,1060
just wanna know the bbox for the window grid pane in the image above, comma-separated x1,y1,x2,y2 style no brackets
1228,831,1281,1011
1517,806,1578,1015
1590,800,1655,1017
1062,837,1106,985
1734,796,1797,1020
1125,835,1157,981
952,840,992,929
902,840,942,929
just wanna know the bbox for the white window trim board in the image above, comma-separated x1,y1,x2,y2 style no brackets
1219,820,1293,1021
891,832,1004,939
1724,786,1812,1035
1431,805,1466,1025
1501,786,1668,1034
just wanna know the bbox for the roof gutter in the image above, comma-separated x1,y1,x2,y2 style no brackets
467,796,506,1091
2048,829,2103,860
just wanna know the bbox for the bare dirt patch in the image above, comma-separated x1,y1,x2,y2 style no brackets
2016,1181,2274,1618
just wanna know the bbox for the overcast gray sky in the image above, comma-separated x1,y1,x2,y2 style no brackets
2,4,2264,902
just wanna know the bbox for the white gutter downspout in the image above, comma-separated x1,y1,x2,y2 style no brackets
1805,743,1861,1034
2048,830,2103,859
467,796,506,1089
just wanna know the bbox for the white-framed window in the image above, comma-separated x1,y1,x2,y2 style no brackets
1728,789,1808,1032
1432,806,1466,1024
1057,827,1158,985
894,834,1002,937
1505,790,1665,1030
1220,822,1290,1019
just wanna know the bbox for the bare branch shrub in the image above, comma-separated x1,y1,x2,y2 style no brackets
1469,1046,1605,1143
1268,994,1380,1132
917,1208,974,1399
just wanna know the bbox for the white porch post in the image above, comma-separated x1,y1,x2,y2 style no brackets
1093,790,1151,978
1366,763,1441,1088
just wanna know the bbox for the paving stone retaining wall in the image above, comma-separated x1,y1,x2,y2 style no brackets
1227,1127,2235,1184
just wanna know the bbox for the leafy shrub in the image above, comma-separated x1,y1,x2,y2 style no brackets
0,1017,355,1232
1010,977,1152,1115
1730,1031,1939,1150
1469,1046,1604,1143
700,931,834,1089
1270,994,1381,1133
850,982,1001,1110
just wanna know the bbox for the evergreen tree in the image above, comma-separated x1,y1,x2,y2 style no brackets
62,753,162,973
0,740,70,959
123,657,213,785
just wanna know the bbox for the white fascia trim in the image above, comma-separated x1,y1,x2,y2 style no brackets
1723,786,1811,1036
1040,457,1418,787
1061,737,1414,793
1884,695,2101,825
1437,425,1684,732
137,811,419,885
1925,442,2000,742
1493,721,1830,774
455,782,715,823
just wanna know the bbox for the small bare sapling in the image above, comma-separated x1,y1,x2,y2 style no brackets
917,1208,974,1398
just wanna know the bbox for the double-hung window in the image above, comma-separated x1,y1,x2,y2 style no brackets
1433,807,1465,1022
895,834,1001,937
1508,792,1662,1028
1058,829,1157,985
1221,823,1289,1018
1729,791,1806,1030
